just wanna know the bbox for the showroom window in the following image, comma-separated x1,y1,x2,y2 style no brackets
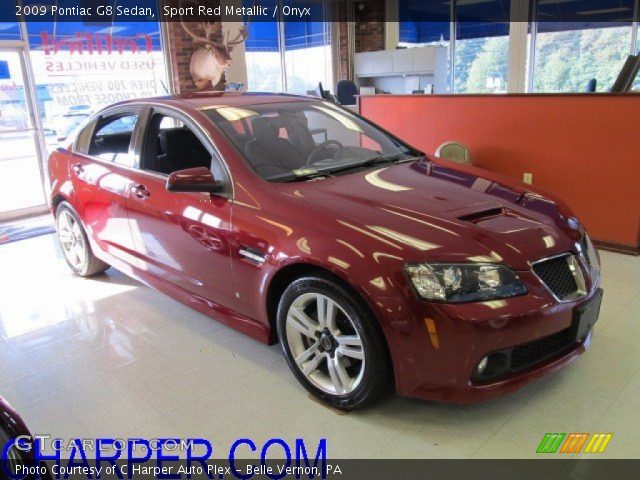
399,0,640,94
455,0,510,94
398,0,510,93
529,0,636,93
244,9,283,92
399,0,451,91
284,21,333,95
399,1,450,46
244,0,333,94
0,1,168,221
24,11,168,156
0,22,21,42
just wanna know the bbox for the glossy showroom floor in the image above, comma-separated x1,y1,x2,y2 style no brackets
1,233,639,459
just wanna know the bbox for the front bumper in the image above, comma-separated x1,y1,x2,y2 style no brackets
379,271,602,403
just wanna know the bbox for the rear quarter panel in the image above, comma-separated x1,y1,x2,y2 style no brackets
47,148,73,212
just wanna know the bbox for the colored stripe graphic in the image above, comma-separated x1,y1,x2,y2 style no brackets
537,433,566,453
537,433,613,454
584,433,613,453
560,433,589,453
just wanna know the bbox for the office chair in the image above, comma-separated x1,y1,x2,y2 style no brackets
336,80,359,105
315,82,339,103
435,141,473,165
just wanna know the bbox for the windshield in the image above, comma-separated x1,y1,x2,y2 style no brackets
202,100,416,182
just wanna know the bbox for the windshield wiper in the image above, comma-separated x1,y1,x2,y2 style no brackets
361,153,413,167
274,170,330,182
324,153,417,175
273,153,418,183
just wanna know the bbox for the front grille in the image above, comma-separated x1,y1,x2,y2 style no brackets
532,255,578,300
472,327,577,382
510,328,573,372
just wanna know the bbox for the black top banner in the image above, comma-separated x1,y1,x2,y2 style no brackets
4,0,640,24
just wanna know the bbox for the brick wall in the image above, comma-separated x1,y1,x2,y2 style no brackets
334,1,387,82
332,0,352,81
353,0,385,53
337,21,351,81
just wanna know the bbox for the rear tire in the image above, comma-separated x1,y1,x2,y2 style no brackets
56,202,109,277
277,274,392,410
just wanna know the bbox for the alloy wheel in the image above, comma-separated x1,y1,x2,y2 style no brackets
285,293,365,396
57,210,86,270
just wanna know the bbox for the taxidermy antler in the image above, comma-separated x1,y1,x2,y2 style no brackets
180,0,249,90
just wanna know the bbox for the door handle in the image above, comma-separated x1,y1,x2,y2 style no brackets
238,247,266,265
72,163,84,175
130,184,151,199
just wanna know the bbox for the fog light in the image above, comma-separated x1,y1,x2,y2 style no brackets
473,353,509,381
477,356,489,374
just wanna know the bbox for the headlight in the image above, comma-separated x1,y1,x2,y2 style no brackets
404,263,527,303
581,233,600,273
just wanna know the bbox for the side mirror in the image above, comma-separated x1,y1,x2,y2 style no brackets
166,167,223,194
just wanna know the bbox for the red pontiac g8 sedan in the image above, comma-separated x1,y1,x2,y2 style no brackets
48,93,603,410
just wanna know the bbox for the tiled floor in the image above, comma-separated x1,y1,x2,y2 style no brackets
1,233,639,459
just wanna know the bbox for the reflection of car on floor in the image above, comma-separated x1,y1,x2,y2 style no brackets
47,92,602,410
0,396,50,479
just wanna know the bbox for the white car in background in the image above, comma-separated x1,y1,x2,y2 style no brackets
51,105,93,142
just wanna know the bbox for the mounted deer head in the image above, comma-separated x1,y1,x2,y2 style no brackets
180,1,248,90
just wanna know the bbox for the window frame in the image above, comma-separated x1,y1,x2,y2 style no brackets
87,113,140,166
134,105,234,199
74,104,234,199
74,105,144,162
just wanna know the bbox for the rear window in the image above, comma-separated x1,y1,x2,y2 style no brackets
87,114,138,166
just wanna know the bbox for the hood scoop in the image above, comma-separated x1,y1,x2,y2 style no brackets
457,207,505,224
458,205,549,236
451,202,546,235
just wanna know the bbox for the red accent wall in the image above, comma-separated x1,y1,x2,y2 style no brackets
359,94,640,250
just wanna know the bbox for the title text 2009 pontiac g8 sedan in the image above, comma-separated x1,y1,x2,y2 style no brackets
48,93,602,410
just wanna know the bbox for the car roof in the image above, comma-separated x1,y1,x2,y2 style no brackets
118,91,320,111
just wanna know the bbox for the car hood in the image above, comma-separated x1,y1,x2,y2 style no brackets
274,160,580,270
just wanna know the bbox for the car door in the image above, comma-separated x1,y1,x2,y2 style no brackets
124,106,235,308
70,107,142,267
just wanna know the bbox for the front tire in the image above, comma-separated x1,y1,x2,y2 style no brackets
56,203,109,277
277,275,392,410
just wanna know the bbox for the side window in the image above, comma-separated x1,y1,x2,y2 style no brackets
141,113,225,182
87,114,138,166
